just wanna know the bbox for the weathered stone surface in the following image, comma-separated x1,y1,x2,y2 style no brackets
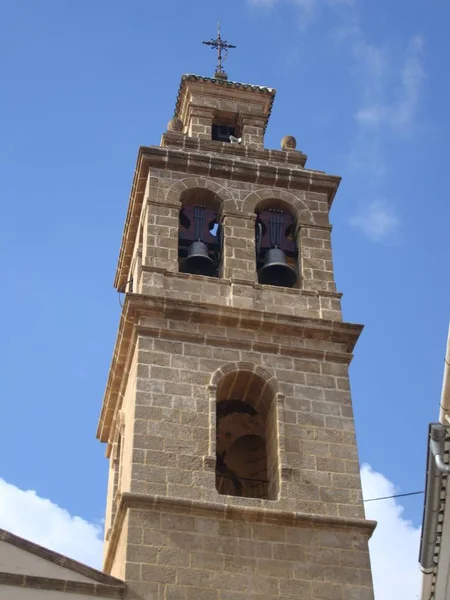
98,73,375,600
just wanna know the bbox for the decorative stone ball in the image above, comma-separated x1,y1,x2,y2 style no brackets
167,117,184,132
281,135,297,151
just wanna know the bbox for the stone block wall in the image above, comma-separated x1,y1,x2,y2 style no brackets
177,78,271,149
117,504,374,600
102,303,371,585
126,325,363,517
129,169,341,321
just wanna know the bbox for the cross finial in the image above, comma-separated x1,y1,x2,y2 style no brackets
202,23,236,80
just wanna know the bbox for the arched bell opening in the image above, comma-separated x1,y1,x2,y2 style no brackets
255,201,298,288
178,188,223,278
215,370,279,500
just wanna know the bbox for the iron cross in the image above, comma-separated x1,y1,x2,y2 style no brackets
202,23,236,80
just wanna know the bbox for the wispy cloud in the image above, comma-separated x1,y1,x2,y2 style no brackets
352,32,425,135
248,0,425,243
248,0,353,21
349,200,399,241
335,16,424,241
249,0,354,7
391,35,425,131
346,32,424,240
248,0,425,136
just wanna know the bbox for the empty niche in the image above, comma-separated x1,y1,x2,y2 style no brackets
215,369,279,500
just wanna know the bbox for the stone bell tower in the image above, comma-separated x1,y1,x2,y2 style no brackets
97,65,376,599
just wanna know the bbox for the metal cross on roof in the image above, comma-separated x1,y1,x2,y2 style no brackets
202,23,236,80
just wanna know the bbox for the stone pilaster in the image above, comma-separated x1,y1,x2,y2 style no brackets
238,113,266,149
221,211,257,283
298,225,337,293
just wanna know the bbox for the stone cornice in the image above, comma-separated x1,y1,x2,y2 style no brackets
114,144,341,290
97,293,362,442
0,573,124,598
161,131,308,167
97,301,137,445
103,491,376,573
141,267,343,298
174,74,276,132
142,145,339,195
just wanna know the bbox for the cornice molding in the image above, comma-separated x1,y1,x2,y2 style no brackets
161,131,308,167
97,293,362,442
174,74,276,133
141,145,340,196
0,573,124,598
103,491,376,573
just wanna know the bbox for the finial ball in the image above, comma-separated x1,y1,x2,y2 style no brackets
281,135,297,151
168,117,184,132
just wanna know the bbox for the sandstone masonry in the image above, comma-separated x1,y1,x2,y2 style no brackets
97,73,376,600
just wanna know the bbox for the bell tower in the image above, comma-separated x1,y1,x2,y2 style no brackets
97,64,376,598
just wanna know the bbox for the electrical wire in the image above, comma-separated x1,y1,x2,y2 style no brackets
363,490,424,503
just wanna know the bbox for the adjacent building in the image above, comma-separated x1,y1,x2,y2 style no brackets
0,528,124,599
420,325,450,599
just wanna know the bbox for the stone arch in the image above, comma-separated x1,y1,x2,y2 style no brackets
242,188,314,224
171,178,234,277
246,190,305,288
211,362,281,500
210,362,278,395
165,177,236,215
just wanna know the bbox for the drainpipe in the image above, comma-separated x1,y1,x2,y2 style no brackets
419,324,450,599
419,424,449,573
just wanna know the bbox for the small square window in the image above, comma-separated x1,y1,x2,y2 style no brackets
212,124,236,143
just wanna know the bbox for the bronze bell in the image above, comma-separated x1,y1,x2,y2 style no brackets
182,240,216,276
259,247,297,288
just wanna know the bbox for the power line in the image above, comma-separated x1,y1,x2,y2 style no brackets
363,490,424,503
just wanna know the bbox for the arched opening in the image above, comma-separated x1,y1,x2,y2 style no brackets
215,369,279,500
255,201,298,288
178,188,223,278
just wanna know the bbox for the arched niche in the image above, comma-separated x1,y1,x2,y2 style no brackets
178,187,223,277
214,367,280,500
254,199,299,288
242,188,313,224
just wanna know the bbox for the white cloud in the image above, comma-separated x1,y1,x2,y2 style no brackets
0,478,103,569
248,0,425,177
248,0,278,6
349,200,399,241
248,0,354,20
355,106,385,127
361,464,422,600
0,469,423,600
352,33,425,135
249,0,354,6
344,30,423,239
391,35,425,131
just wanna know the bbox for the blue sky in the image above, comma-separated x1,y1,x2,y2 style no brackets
0,1,449,597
